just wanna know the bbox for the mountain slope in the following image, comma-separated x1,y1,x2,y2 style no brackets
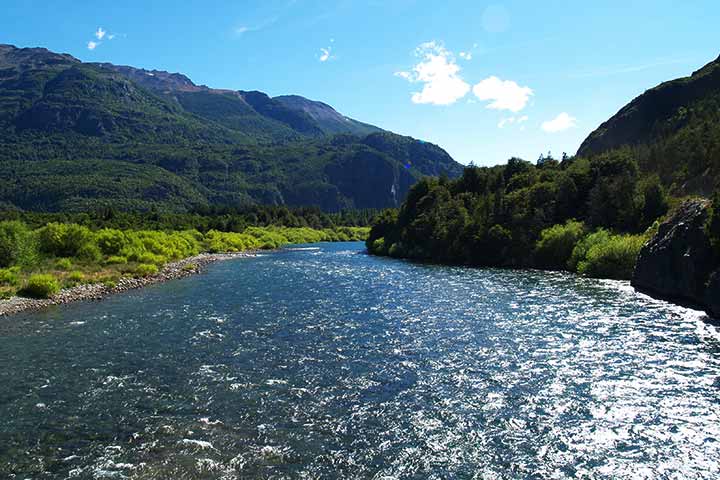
578,54,720,194
0,44,462,212
274,95,382,136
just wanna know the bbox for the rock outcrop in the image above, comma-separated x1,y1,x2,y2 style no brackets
632,199,719,318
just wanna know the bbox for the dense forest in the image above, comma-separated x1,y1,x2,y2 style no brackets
0,204,379,231
366,150,677,279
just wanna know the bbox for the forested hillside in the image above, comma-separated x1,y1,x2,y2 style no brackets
579,54,720,196
368,54,720,280
0,44,462,212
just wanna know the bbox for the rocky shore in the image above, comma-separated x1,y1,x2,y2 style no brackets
0,252,256,317
632,199,720,319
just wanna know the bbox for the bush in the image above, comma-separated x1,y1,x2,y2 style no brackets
534,220,586,270
38,223,97,259
105,255,128,265
568,229,612,272
134,263,159,277
66,271,84,285
576,233,646,280
20,274,60,299
0,221,30,268
55,258,73,270
0,267,20,286
369,237,387,255
95,229,127,256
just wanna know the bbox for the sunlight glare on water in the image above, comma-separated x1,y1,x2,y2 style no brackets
0,242,719,479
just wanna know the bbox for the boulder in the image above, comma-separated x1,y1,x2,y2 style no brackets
705,270,720,318
632,199,718,316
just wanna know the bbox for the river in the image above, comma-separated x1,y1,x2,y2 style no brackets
1,242,719,479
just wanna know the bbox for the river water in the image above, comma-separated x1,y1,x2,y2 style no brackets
1,242,719,479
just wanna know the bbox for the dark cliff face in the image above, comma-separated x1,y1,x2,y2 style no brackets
631,199,719,318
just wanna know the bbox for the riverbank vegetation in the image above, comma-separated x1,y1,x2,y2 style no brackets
367,150,681,280
0,222,368,299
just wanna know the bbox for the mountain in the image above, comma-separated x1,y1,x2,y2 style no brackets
273,95,382,136
578,53,720,195
0,44,463,212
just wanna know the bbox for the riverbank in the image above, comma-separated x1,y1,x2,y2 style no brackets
0,252,255,317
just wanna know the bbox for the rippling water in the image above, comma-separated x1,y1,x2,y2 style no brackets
1,242,719,479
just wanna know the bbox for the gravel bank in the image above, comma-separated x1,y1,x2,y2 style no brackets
0,252,256,317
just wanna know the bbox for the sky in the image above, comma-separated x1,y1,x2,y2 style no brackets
1,0,719,166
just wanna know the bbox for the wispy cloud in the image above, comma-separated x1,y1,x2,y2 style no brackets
95,27,106,40
233,0,297,37
319,47,334,62
569,57,696,79
498,115,529,129
542,112,577,133
87,41,99,51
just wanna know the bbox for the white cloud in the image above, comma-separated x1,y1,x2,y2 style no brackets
395,41,470,106
518,115,529,123
235,26,250,35
87,41,99,50
541,112,577,133
95,27,106,40
108,34,116,40
459,51,473,60
319,46,334,62
472,76,532,112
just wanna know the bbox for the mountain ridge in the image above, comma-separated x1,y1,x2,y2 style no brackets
0,43,463,212
577,53,720,195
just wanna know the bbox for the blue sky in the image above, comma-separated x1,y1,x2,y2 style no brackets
2,0,719,165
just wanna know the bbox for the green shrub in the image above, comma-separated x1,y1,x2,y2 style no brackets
576,233,646,280
534,220,586,270
568,229,611,272
388,242,404,257
38,223,97,260
369,237,387,255
0,221,30,268
55,258,72,270
95,229,127,256
105,255,128,265
20,274,60,299
0,267,20,286
66,271,84,285
134,263,158,277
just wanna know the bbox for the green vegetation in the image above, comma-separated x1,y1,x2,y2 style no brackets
534,220,586,271
0,45,462,213
20,274,60,299
574,232,647,280
0,220,369,300
578,54,720,197
367,151,660,280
